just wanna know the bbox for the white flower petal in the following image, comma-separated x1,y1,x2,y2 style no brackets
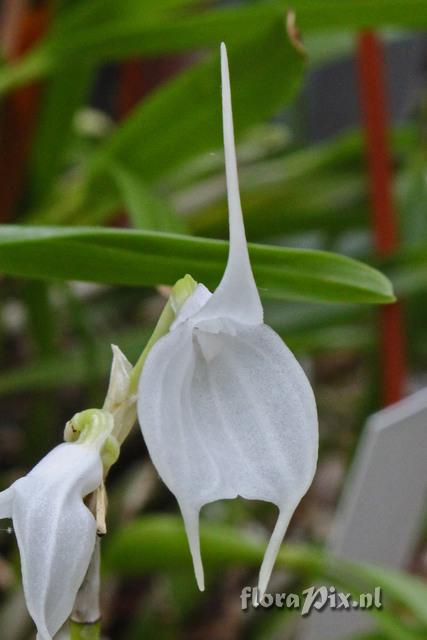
171,284,212,331
8,443,103,639
103,345,136,444
193,44,263,327
138,320,318,593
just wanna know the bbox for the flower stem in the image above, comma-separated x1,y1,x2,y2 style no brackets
70,538,101,639
70,620,101,640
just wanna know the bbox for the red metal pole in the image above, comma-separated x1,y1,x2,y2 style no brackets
356,31,406,406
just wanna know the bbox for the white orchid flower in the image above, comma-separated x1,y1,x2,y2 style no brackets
137,43,318,599
0,410,115,640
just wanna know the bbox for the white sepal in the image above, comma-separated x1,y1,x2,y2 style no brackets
0,440,106,639
103,344,133,412
103,344,136,444
137,43,318,598
193,43,263,327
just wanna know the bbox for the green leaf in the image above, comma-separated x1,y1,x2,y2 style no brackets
105,515,427,632
110,163,186,233
0,1,207,95
343,562,427,628
186,172,366,240
89,24,305,185
106,515,265,574
51,0,197,38
0,326,145,396
386,242,427,299
0,226,395,303
28,62,95,205
21,280,57,355
174,129,367,237
30,2,273,71
397,158,427,247
293,0,427,30
27,23,305,226
178,128,412,240
367,610,426,640
3,1,427,94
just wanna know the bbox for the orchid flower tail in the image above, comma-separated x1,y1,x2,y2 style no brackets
36,626,52,640
196,43,263,325
256,508,293,603
180,503,205,591
221,41,248,272
0,487,13,519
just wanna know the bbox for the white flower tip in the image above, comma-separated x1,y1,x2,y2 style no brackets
257,508,292,598
181,504,205,591
103,345,132,414
196,565,205,592
111,343,131,364
110,344,133,384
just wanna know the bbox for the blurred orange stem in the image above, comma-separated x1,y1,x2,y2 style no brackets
357,31,406,406
0,0,50,221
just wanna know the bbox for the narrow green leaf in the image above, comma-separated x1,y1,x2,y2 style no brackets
0,326,147,396
185,173,366,240
106,515,265,574
171,132,367,236
105,515,427,631
293,0,427,30
341,562,427,628
110,163,186,233
26,23,305,227
177,128,412,240
21,280,56,355
51,0,198,38
0,226,395,303
2,1,427,94
28,61,95,204
37,3,273,67
89,24,305,184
